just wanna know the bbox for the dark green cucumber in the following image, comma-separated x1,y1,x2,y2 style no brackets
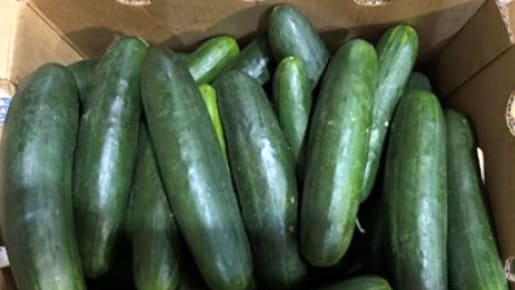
68,59,97,109
215,70,307,289
406,72,431,91
199,84,226,158
0,64,85,290
300,39,377,266
225,36,272,85
130,124,182,290
384,90,447,290
315,276,391,290
141,47,253,290
446,109,508,290
273,56,312,163
188,36,239,84
268,4,329,90
361,25,419,202
73,37,148,277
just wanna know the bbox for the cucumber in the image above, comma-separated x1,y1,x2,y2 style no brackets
199,84,226,158
225,36,272,85
130,123,182,290
300,39,377,266
188,36,239,84
273,56,312,163
214,70,307,289
315,276,391,290
361,25,419,202
68,59,97,109
140,47,253,290
384,90,447,290
406,72,431,91
73,37,148,277
446,109,508,290
268,4,329,90
0,64,85,290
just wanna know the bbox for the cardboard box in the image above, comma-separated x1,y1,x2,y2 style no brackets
0,0,514,289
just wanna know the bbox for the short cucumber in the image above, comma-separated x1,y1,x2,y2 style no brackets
141,47,253,290
199,84,227,158
314,276,392,290
361,25,419,202
188,36,239,84
73,37,148,277
273,56,312,163
446,109,508,290
215,70,307,289
0,63,86,290
406,71,432,91
268,4,329,90
300,39,377,266
68,59,97,109
384,90,447,290
225,36,272,85
130,123,182,290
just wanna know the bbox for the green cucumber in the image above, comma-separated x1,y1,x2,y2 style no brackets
141,47,253,290
273,56,311,163
225,36,272,85
188,36,239,84
315,276,392,290
0,64,85,290
199,84,226,158
68,59,97,109
384,90,447,290
130,123,182,290
300,39,377,266
406,72,431,91
268,4,329,90
215,70,307,289
446,109,508,290
361,25,419,202
73,37,148,277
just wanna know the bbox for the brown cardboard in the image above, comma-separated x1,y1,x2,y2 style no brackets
1,0,514,289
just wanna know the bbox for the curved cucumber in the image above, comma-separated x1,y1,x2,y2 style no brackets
68,59,97,109
300,39,377,266
225,36,272,85
188,36,239,84
384,90,447,290
446,109,508,290
215,70,307,289
199,84,226,158
406,72,432,91
0,64,86,290
273,56,312,163
361,25,419,202
315,276,392,290
268,4,329,90
141,47,253,290
130,124,182,290
73,37,148,277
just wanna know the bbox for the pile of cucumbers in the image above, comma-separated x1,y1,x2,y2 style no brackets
0,3,507,290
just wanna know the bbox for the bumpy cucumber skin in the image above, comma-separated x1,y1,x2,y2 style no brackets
199,84,227,159
1,64,86,290
215,70,307,289
73,37,148,277
130,124,182,290
361,25,419,202
68,59,97,109
188,36,239,84
273,56,312,164
315,276,392,290
141,47,253,290
300,39,377,266
268,4,329,90
225,36,272,85
384,90,447,290
445,109,508,290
